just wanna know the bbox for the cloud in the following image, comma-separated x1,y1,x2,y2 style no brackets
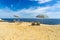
0,1,60,18
46,12,60,18
0,7,16,18
0,7,49,18
16,1,60,18
30,0,52,3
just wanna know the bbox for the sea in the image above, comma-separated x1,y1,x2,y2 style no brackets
1,18,60,25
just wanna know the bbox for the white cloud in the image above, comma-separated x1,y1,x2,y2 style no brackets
0,7,49,18
46,12,60,18
15,1,60,18
0,1,60,18
30,0,52,3
0,7,16,18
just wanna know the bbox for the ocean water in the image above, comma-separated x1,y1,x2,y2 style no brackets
1,18,60,25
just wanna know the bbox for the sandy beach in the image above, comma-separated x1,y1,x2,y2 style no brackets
0,22,60,40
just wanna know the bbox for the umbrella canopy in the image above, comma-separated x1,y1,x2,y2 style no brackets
36,14,48,18
14,15,19,18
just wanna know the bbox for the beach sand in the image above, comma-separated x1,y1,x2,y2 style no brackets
0,22,60,40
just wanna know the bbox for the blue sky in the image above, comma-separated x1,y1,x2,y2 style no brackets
0,0,60,18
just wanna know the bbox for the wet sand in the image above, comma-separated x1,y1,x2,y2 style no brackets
0,22,60,40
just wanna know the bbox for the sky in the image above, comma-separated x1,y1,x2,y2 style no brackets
0,0,60,18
